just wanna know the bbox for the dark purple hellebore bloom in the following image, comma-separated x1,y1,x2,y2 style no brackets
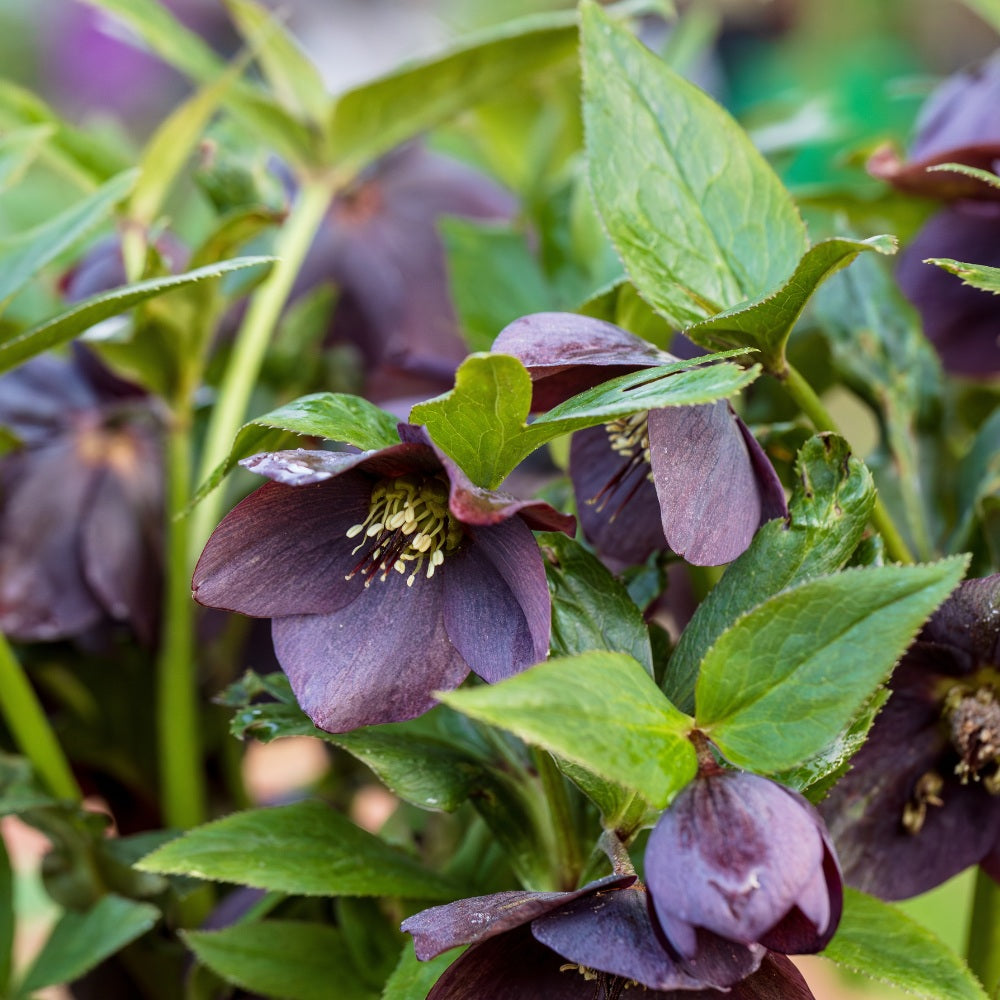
192,425,574,732
293,144,516,402
646,766,843,958
492,313,787,567
402,874,815,998
820,574,1000,900
0,353,163,643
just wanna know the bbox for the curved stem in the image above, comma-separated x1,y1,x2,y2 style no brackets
967,868,1000,995
156,414,206,828
0,633,81,801
189,175,334,560
779,363,915,565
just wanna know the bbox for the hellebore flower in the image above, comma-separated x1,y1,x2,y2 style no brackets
820,574,1000,900
867,51,1000,375
646,759,843,957
492,313,787,567
293,143,516,402
0,353,163,643
192,424,574,732
402,873,814,999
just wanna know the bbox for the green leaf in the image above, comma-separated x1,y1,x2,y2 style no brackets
184,921,376,1000
957,0,1000,33
927,161,1000,192
666,434,876,713
223,0,330,126
684,235,897,371
189,393,401,508
0,837,12,995
0,125,53,192
136,800,461,899
581,1,806,329
440,653,696,808
0,754,58,816
382,943,457,1000
822,888,988,1000
329,10,579,174
695,556,969,772
15,895,159,995
0,169,136,312
410,351,758,489
0,256,275,376
441,219,554,353
926,257,1000,295
80,0,316,164
539,532,652,674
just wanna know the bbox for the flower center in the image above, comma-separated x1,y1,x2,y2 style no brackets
345,474,463,588
589,413,654,517
558,965,639,998
945,686,1000,791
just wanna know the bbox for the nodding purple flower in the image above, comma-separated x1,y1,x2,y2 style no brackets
0,353,164,644
821,574,1000,900
402,872,814,999
492,313,787,567
192,424,574,732
645,756,843,958
292,143,516,402
867,52,1000,375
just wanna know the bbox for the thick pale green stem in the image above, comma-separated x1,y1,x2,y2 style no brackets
156,418,205,828
532,748,582,890
967,868,1000,995
780,363,915,565
189,176,334,560
0,633,80,801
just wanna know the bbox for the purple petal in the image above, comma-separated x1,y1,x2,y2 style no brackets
80,453,163,645
0,442,103,640
493,313,670,409
402,874,634,960
920,574,1000,664
0,355,97,445
647,402,785,566
727,953,816,1000
896,206,1000,376
569,425,667,565
442,519,550,683
192,474,375,617
243,441,439,486
820,658,1000,900
531,884,762,991
271,569,469,731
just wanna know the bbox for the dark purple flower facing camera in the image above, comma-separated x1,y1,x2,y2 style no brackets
0,353,163,643
821,574,1000,900
493,313,786,567
192,425,573,732
646,767,843,958
402,873,813,999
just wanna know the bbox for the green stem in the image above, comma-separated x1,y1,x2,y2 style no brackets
188,175,334,561
0,633,80,801
779,363,915,565
532,748,582,890
156,415,206,829
967,868,1000,996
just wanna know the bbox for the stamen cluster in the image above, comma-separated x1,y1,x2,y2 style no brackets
591,412,653,515
345,474,463,587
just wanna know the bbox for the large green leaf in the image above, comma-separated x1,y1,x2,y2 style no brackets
0,169,136,312
382,944,457,1000
540,532,652,674
189,392,401,508
410,351,757,489
185,921,376,1000
581,1,806,329
440,653,696,808
136,800,460,899
666,434,876,713
684,235,897,371
0,256,274,376
822,889,988,1000
328,10,579,174
695,556,969,772
15,895,159,995
926,257,1000,295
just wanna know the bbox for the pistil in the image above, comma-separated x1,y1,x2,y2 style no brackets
945,685,1000,789
345,474,463,587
